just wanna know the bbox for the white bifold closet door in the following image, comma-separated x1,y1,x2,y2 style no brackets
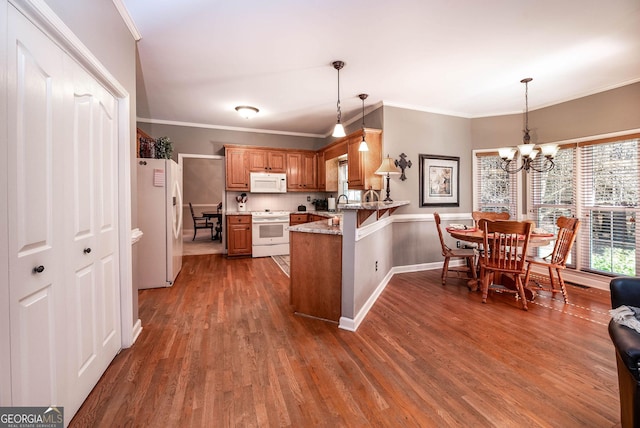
6,4,121,424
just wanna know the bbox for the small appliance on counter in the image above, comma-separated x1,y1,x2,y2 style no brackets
297,205,306,211
312,198,328,211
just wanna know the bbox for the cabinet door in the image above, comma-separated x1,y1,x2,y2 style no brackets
227,216,252,256
267,151,286,173
347,136,365,189
317,151,326,190
300,152,317,190
248,150,268,172
248,150,286,173
225,148,249,190
286,152,302,190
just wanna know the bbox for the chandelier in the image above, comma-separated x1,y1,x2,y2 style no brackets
498,78,558,173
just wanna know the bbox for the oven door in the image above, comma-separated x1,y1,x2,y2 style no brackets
252,221,289,246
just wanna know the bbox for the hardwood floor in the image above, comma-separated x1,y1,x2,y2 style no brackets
71,255,620,427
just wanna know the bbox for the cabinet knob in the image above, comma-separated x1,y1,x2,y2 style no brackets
33,265,45,274
84,247,92,254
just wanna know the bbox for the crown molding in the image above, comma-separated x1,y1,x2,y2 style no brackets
112,0,141,41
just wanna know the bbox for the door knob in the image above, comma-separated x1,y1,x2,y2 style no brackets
33,265,45,274
84,248,92,254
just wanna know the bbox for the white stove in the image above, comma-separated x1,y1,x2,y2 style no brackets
251,211,290,257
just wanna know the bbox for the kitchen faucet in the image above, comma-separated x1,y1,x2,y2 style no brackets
337,194,348,204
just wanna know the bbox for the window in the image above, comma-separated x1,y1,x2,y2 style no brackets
474,153,517,216
529,146,576,260
529,134,639,277
578,138,638,276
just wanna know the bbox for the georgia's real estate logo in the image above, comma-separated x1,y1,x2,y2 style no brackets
0,406,64,428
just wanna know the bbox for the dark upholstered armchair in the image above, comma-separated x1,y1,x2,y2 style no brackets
609,277,640,427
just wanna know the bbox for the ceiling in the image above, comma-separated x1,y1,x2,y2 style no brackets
122,0,640,138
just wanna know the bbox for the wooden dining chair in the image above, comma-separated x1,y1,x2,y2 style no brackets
479,219,532,310
524,217,581,303
472,211,510,228
189,202,214,240
433,213,477,287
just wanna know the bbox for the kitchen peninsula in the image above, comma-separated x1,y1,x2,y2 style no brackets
289,201,409,328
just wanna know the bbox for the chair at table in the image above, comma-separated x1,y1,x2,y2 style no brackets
433,212,477,287
214,202,223,240
524,216,581,303
189,202,214,241
479,219,532,310
472,211,510,228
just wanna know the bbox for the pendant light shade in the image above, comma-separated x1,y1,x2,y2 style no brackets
331,61,346,137
358,93,369,152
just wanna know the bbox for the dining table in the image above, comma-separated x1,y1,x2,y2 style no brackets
446,225,555,299
201,211,223,241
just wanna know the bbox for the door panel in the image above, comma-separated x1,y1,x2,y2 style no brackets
7,6,65,406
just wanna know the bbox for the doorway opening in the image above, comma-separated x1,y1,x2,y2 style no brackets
178,154,225,255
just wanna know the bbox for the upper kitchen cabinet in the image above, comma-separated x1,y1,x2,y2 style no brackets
248,149,286,173
346,128,382,190
225,146,250,191
287,151,317,191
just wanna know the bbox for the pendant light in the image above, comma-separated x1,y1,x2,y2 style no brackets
331,61,346,137
358,93,369,152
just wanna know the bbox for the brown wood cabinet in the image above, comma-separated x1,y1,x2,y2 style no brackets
287,151,317,191
226,215,252,256
346,129,382,191
290,231,342,322
224,129,381,193
225,148,250,191
290,213,309,225
248,149,286,173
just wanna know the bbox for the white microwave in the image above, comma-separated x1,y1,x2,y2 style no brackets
250,172,287,193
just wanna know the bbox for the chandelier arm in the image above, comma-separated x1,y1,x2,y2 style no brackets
529,158,556,173
500,159,526,174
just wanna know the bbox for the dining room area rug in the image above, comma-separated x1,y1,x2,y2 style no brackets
271,255,290,277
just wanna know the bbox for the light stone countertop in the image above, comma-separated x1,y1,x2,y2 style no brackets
288,219,343,235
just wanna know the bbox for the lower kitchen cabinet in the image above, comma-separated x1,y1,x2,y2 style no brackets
227,215,252,256
289,231,342,322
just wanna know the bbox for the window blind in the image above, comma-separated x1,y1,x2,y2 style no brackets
474,153,517,216
578,137,638,276
529,145,577,260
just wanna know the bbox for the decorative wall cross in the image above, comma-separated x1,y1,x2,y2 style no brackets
395,153,412,181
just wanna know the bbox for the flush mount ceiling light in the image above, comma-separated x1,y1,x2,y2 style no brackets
498,78,558,174
331,60,346,138
235,105,259,119
358,93,369,152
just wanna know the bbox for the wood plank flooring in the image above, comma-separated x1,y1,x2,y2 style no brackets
71,254,620,427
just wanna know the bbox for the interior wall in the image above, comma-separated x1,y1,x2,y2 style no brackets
137,122,323,158
381,105,473,214
471,82,640,149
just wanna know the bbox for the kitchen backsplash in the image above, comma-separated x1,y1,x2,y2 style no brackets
226,191,334,213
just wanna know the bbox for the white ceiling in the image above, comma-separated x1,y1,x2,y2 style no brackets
122,0,640,137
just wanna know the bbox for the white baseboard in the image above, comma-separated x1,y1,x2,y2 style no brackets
129,319,143,347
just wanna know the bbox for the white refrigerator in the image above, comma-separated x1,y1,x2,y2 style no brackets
137,158,183,289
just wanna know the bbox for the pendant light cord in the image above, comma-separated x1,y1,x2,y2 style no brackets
336,67,342,122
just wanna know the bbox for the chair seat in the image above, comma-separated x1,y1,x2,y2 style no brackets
448,248,476,257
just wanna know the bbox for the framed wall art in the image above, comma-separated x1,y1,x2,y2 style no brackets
419,154,459,207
